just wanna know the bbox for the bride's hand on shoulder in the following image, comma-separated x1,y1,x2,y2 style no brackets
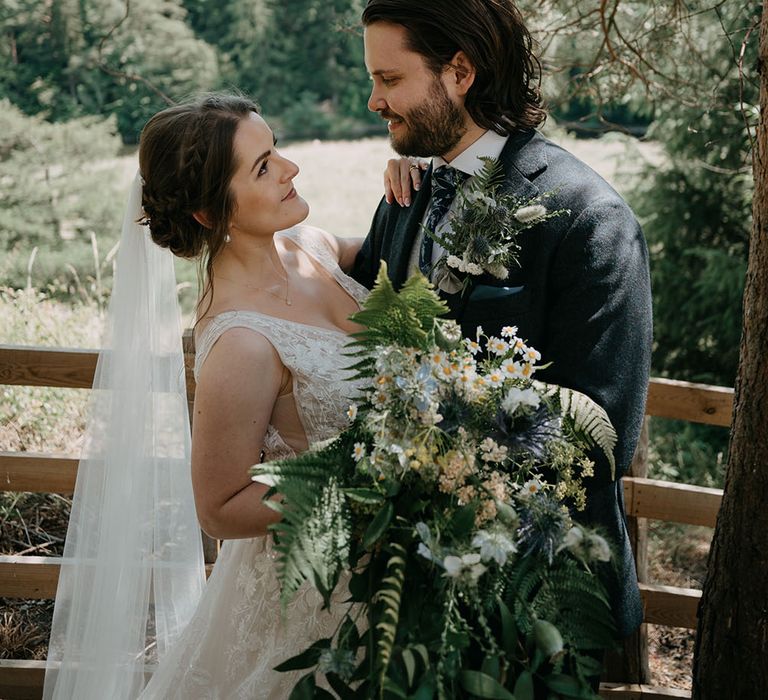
384,158,428,208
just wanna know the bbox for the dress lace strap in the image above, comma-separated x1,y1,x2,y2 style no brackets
284,225,369,305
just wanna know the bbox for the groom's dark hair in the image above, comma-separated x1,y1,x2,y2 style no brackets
362,0,545,134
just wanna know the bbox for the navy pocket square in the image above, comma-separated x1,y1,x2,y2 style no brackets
469,284,525,302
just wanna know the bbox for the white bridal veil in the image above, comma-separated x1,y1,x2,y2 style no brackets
43,174,206,699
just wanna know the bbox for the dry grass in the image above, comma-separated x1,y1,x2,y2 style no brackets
0,605,53,660
646,522,712,690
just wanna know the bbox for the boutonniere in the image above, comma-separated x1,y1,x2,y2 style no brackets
426,157,569,294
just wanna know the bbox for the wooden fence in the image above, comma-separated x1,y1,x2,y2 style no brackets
0,342,733,699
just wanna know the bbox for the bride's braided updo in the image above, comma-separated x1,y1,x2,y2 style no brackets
138,93,260,320
138,93,260,260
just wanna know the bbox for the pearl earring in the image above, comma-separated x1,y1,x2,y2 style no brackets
225,233,231,243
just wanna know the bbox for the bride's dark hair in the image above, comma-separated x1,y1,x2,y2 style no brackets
138,93,260,318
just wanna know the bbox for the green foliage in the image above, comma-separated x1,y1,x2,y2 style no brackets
624,4,754,387
1,0,377,143
256,446,353,608
180,0,378,139
87,0,220,142
375,542,407,691
0,100,124,294
0,0,220,142
280,91,334,140
623,5,751,486
541,385,617,478
648,418,727,489
347,263,450,362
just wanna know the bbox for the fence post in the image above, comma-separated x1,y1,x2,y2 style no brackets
602,417,651,683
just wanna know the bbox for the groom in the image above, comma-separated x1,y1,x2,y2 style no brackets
352,0,652,648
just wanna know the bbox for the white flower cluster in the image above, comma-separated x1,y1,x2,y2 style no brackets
446,253,489,277
415,522,518,582
557,526,611,563
479,438,508,463
353,325,548,479
472,529,517,566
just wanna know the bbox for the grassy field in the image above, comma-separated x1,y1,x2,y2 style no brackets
109,129,662,240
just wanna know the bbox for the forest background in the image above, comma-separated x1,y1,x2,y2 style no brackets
0,0,757,688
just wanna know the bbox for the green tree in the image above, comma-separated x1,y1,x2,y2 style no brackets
0,0,88,119
181,0,375,138
0,99,124,295
626,5,754,387
1,0,221,142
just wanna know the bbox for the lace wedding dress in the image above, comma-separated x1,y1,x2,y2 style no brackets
139,226,368,699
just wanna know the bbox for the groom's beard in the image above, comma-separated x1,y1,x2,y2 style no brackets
383,78,467,158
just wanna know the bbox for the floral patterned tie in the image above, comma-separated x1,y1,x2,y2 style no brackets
420,165,469,275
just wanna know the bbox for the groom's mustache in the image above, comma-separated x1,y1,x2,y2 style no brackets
379,109,404,122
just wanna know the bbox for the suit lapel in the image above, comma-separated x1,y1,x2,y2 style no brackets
497,129,547,201
388,163,433,288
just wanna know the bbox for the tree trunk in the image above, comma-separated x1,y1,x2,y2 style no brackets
692,5,768,696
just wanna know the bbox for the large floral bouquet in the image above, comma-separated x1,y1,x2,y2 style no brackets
251,267,618,699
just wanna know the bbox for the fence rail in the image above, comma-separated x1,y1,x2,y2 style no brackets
0,343,733,699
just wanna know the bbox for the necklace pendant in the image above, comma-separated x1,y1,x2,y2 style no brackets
286,300,292,306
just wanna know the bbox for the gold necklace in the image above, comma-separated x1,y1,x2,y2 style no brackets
216,255,292,306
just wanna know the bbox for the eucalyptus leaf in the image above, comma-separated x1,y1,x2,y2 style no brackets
459,670,516,699
287,672,316,700
513,671,534,700
326,673,356,700
344,488,385,504
499,599,518,656
363,501,394,548
575,653,604,677
274,638,331,672
411,670,437,700
348,571,368,601
382,677,409,698
544,673,584,697
402,649,417,688
481,655,501,680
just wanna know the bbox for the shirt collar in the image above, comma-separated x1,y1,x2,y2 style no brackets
432,130,509,176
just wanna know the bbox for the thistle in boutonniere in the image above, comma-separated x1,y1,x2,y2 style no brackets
427,157,569,294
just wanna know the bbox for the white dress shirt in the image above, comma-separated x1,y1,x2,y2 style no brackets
407,129,509,277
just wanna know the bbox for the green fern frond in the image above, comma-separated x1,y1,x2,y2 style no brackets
271,476,352,610
347,262,448,355
537,382,617,479
506,556,543,634
374,542,407,695
473,157,506,193
396,273,448,331
528,562,615,650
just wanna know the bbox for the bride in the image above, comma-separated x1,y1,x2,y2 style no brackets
43,93,411,699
